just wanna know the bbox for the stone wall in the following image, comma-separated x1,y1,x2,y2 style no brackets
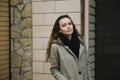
88,0,96,80
10,0,32,80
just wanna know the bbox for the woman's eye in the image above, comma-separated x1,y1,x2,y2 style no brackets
68,22,72,25
61,22,72,27
62,24,66,27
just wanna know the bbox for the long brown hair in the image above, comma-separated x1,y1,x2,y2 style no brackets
46,15,82,62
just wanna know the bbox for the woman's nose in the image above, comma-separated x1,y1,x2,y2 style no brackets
67,24,70,28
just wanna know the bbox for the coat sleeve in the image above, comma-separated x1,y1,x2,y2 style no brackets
50,44,68,80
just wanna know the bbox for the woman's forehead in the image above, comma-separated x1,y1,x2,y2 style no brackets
59,18,71,24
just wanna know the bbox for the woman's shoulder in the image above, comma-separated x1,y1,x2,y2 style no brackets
52,38,63,45
51,39,61,48
51,42,59,47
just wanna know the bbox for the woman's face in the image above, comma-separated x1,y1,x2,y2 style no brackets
59,17,73,36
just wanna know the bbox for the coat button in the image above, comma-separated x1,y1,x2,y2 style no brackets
79,71,81,74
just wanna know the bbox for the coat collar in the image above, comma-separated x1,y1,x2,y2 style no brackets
52,37,85,60
52,38,64,45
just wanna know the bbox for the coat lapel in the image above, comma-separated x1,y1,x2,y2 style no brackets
64,46,77,59
64,45,83,70
64,43,84,60
79,44,84,59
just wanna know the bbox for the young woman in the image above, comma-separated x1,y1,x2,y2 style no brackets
46,15,89,80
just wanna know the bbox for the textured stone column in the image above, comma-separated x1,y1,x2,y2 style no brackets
10,0,32,80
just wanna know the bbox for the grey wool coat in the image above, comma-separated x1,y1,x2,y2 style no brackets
50,37,89,80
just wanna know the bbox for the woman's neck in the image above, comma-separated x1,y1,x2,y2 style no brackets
66,35,72,40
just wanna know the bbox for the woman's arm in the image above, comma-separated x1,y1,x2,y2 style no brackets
50,44,68,80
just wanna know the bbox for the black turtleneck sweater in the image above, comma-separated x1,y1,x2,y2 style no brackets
59,33,80,59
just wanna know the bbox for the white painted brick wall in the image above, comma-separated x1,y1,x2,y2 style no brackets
32,1,55,13
32,0,82,80
56,0,80,12
33,62,44,73
33,26,52,37
33,38,44,49
32,14,43,25
33,50,46,61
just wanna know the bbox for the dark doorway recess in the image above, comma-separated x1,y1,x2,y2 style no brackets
95,0,120,80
